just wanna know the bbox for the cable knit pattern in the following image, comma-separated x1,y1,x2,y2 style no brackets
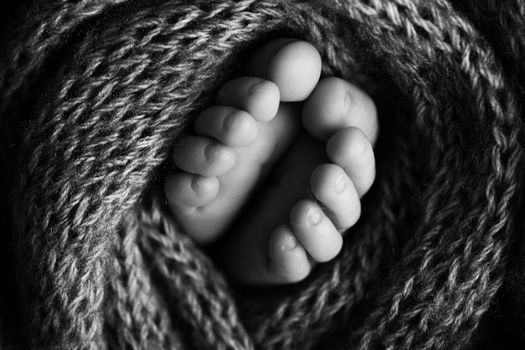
0,0,523,349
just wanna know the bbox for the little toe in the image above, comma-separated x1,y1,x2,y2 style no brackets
267,225,311,283
310,164,361,231
244,39,322,102
326,128,376,197
290,199,343,262
302,77,378,143
194,106,258,147
172,136,236,176
215,77,279,122
165,173,219,208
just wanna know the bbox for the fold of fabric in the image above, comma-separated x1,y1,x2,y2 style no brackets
0,0,523,349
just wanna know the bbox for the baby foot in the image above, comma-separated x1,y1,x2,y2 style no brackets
219,77,377,285
164,39,378,285
165,39,322,243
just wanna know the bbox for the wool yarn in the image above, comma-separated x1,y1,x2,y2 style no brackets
0,0,524,349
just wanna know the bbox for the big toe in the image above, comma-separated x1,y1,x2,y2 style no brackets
302,77,378,143
244,39,322,102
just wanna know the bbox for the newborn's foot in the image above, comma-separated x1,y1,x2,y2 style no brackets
164,39,378,285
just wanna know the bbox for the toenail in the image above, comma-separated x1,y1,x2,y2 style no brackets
352,135,367,155
334,174,347,194
344,87,352,115
308,208,322,226
204,143,221,163
223,112,239,130
249,80,266,95
190,176,202,194
282,235,298,251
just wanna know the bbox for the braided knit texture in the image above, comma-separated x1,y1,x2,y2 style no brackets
1,0,524,349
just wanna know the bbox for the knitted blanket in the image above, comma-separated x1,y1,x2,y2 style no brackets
1,0,524,349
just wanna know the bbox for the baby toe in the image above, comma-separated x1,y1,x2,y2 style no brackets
215,77,279,122
302,77,378,143
326,128,376,197
194,106,258,147
164,173,219,208
290,199,343,262
267,225,311,284
172,136,236,176
310,164,361,231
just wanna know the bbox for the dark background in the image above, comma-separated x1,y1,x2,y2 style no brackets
0,0,32,41
0,1,33,347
